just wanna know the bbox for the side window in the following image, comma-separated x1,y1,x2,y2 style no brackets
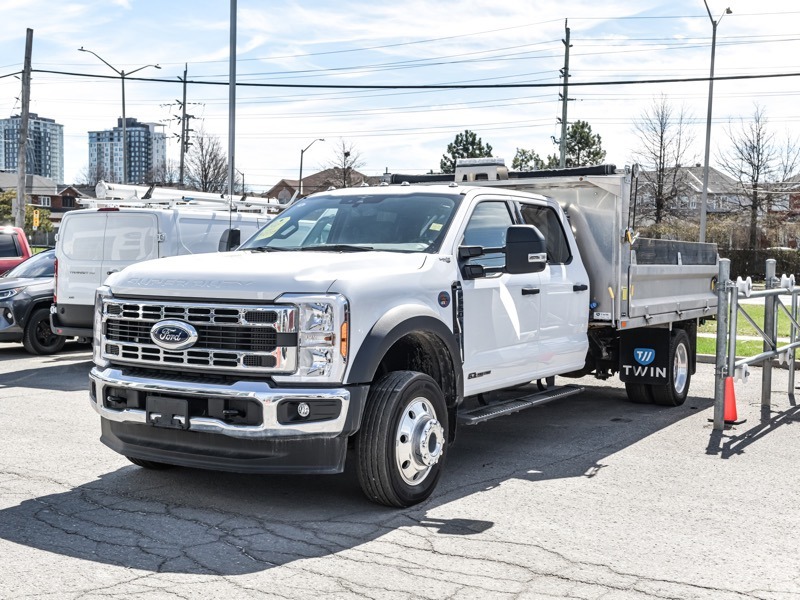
0,233,21,257
461,201,513,269
519,204,571,264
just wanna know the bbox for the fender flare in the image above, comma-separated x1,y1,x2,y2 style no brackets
17,295,54,328
347,305,463,402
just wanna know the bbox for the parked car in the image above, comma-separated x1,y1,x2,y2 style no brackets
0,249,67,354
0,226,33,274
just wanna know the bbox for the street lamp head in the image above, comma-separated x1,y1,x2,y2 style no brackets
725,7,732,14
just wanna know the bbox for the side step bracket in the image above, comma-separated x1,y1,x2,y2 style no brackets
457,384,584,426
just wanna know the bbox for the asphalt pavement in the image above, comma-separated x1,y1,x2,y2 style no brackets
1,342,799,599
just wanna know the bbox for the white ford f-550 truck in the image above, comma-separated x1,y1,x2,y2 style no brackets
89,163,718,507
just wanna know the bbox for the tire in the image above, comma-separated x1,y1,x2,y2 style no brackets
625,382,654,404
22,308,66,355
650,329,692,407
126,456,173,470
356,371,448,508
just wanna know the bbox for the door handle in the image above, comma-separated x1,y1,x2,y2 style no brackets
573,284,588,292
522,287,540,295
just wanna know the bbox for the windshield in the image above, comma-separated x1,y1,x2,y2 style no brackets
4,249,55,278
239,192,461,253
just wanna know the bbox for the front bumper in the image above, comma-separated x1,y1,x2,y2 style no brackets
90,367,368,474
0,301,23,342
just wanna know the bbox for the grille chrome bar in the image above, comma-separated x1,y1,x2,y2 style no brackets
101,299,298,374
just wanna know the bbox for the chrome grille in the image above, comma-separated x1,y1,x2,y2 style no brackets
101,299,297,374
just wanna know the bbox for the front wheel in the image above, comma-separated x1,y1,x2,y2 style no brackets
22,308,66,355
356,371,448,507
650,329,692,407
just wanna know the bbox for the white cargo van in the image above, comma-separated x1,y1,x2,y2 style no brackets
51,207,269,338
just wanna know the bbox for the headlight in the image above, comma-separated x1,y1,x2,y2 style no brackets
93,285,112,368
0,287,25,300
276,293,349,382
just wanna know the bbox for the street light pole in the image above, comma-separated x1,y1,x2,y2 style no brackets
698,3,731,243
299,138,324,197
78,47,160,184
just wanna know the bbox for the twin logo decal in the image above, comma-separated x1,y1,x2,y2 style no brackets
150,320,199,351
634,348,655,366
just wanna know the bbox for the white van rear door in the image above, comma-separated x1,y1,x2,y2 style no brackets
102,213,159,280
57,212,108,306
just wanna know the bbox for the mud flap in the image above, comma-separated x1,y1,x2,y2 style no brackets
619,328,671,384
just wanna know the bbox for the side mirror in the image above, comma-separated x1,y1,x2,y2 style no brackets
218,228,241,252
506,225,547,274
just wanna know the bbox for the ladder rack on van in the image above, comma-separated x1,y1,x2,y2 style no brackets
85,181,284,214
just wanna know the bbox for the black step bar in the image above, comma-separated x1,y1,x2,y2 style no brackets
457,384,584,425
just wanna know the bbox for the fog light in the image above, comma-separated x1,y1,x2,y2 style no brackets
297,402,310,418
3,308,12,323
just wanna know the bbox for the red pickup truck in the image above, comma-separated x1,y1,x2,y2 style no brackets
0,227,32,274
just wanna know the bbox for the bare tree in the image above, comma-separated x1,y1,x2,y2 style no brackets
147,158,181,186
632,95,696,227
185,127,228,193
718,104,800,249
76,162,110,186
326,139,366,188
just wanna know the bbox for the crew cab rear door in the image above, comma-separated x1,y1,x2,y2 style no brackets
517,200,589,374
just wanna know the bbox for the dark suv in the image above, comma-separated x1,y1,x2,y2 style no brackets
0,249,66,354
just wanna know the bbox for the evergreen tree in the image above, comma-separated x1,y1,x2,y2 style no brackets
440,130,493,173
563,120,606,167
511,148,545,171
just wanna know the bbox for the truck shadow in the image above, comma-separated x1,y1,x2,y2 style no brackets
0,346,92,392
0,383,710,576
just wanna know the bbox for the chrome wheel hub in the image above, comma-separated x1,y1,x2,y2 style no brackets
674,342,689,395
395,397,444,486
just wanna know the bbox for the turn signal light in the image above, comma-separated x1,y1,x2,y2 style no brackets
340,322,348,358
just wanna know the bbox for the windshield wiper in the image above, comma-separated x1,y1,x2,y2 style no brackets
300,244,373,252
249,246,293,252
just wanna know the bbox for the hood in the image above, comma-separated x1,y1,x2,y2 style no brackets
108,250,428,301
0,276,52,291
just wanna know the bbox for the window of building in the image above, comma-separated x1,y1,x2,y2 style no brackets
39,196,51,207
62,196,75,208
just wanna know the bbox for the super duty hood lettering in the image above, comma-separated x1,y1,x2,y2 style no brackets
127,278,254,289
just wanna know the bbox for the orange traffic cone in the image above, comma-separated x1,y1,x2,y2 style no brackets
723,376,746,425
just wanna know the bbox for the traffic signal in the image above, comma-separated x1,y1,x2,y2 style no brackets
32,210,40,229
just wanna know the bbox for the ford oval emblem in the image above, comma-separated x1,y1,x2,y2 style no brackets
150,320,199,351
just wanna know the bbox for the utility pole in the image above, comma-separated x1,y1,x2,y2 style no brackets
178,64,188,186
14,28,33,228
227,0,237,202
558,19,572,169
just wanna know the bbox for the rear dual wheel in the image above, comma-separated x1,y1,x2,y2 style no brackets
624,329,691,407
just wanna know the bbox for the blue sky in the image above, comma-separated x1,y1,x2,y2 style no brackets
2,0,800,191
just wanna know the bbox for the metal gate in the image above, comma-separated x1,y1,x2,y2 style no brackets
713,258,800,429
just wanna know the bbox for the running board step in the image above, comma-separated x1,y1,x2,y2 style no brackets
457,384,584,425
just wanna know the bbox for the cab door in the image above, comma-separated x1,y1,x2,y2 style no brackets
458,199,542,396
518,201,589,375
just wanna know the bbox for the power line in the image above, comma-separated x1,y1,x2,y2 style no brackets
28,68,800,90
